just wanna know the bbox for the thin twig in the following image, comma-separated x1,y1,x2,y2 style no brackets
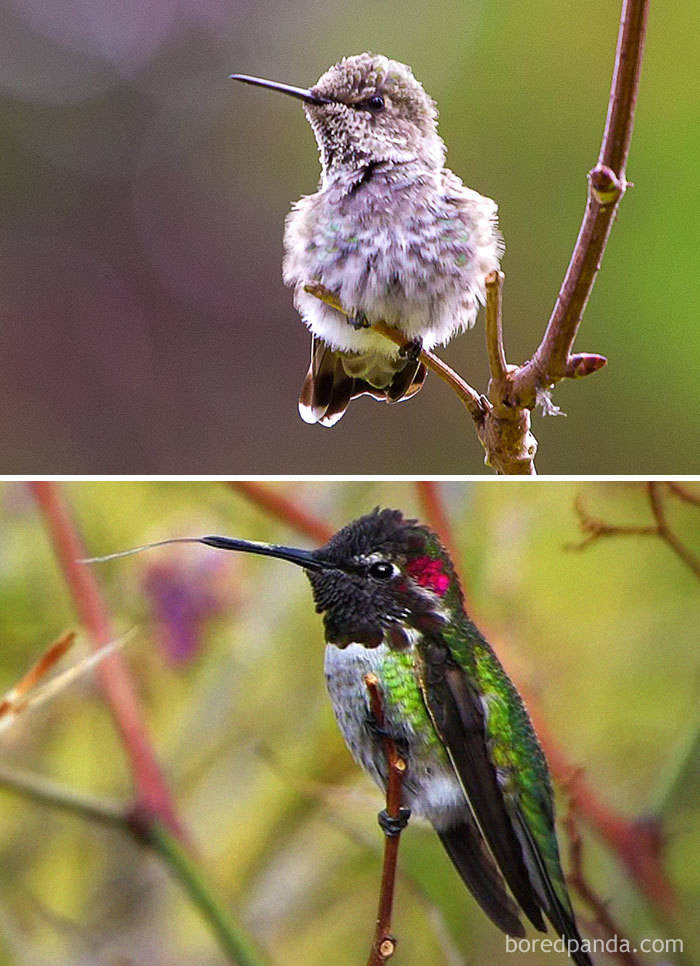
667,483,700,506
29,481,184,837
647,482,700,578
372,320,486,421
480,270,540,474
0,631,135,735
484,270,508,384
0,766,269,966
149,822,269,966
481,0,647,471
570,484,700,579
255,742,464,966
0,764,126,827
364,673,408,966
508,0,648,406
304,283,487,422
565,804,643,966
569,491,657,548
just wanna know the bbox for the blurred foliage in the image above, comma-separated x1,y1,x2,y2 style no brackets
0,0,697,472
0,480,697,965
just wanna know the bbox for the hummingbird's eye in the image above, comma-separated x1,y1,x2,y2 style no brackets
359,94,385,112
368,560,395,580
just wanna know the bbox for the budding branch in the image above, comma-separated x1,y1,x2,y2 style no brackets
364,673,408,966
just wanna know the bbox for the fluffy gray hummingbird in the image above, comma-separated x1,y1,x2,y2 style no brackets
232,54,503,426
86,509,591,964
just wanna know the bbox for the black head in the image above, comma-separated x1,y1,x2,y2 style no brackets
307,508,462,647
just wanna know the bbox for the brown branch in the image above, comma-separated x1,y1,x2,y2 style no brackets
569,491,657,548
480,271,539,474
481,0,647,471
304,283,487,423
666,482,700,506
647,482,700,578
29,482,183,839
485,270,508,384
226,480,334,544
507,0,648,407
255,742,463,965
570,484,700,579
551,742,675,917
364,673,408,966
565,804,644,966
372,320,486,421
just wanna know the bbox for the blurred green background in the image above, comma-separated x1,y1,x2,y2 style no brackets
0,480,697,965
0,1,697,473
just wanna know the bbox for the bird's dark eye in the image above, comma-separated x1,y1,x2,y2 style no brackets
360,94,385,112
369,560,394,580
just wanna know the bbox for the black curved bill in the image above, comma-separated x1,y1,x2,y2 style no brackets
230,73,330,106
80,535,324,570
199,535,324,570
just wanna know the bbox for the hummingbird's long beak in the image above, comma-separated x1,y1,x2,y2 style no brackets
230,74,331,106
198,535,324,570
80,535,324,570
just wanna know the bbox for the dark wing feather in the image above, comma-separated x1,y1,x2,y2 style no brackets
510,807,593,966
417,644,546,932
437,821,525,937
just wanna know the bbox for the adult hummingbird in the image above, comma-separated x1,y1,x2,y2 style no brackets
232,54,503,426
102,508,590,962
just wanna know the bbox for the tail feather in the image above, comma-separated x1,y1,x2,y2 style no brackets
298,338,426,426
298,339,349,427
437,822,525,938
386,360,426,402
511,806,593,966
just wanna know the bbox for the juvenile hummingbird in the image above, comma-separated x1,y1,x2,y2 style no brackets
232,54,503,426
100,508,591,962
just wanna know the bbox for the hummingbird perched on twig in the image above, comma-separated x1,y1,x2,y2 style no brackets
90,509,590,963
232,54,503,426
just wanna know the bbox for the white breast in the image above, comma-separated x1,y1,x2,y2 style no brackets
324,641,467,830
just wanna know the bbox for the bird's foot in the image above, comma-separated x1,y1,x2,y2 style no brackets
349,311,371,330
378,807,411,838
364,713,391,739
364,715,409,757
399,337,423,362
